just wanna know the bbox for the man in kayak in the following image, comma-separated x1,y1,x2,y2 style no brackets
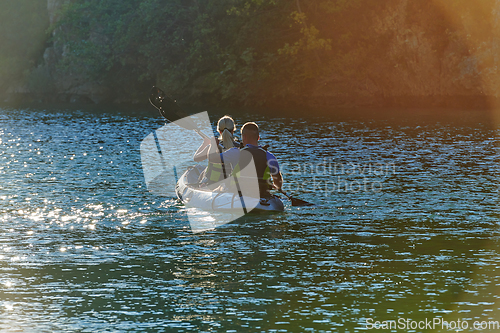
207,122,283,198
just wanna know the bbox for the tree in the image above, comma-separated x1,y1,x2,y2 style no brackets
0,0,48,94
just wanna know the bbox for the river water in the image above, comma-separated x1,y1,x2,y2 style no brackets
0,106,498,332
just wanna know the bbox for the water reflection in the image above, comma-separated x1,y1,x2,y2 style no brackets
0,106,498,331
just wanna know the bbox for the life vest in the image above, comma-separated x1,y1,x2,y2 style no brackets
232,145,273,198
205,160,226,183
203,140,240,184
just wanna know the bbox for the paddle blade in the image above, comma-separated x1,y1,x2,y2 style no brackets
291,197,315,207
149,86,199,131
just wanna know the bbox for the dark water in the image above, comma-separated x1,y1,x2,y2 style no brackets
0,106,498,332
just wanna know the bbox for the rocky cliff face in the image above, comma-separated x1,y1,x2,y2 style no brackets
35,0,500,108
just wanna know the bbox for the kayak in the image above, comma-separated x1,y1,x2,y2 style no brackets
175,164,285,213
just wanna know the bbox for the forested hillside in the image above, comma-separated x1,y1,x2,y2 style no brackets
0,0,48,95
2,0,500,108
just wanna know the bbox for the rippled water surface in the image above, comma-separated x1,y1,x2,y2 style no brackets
0,106,498,332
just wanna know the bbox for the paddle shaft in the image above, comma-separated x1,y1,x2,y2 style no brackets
195,129,209,140
277,188,314,207
277,188,292,200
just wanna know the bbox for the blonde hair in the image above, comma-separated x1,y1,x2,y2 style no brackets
217,115,235,150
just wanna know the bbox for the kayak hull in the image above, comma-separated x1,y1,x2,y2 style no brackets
175,165,285,213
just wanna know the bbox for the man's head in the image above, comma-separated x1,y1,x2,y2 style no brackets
241,122,259,146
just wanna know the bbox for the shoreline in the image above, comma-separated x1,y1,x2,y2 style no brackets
1,92,497,111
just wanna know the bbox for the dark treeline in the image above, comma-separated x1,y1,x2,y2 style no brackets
0,0,48,95
53,0,361,106
1,0,497,108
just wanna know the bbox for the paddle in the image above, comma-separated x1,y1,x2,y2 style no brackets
149,86,209,139
150,87,251,212
149,86,313,208
277,188,315,207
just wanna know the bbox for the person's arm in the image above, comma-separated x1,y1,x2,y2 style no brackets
207,138,223,164
193,137,211,162
272,172,283,191
267,152,282,190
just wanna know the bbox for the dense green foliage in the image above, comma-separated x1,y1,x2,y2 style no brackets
53,0,375,105
2,0,497,105
0,0,48,94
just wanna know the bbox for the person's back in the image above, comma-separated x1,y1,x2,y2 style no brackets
210,122,283,198
193,115,241,186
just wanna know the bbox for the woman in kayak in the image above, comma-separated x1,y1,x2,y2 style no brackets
193,115,241,185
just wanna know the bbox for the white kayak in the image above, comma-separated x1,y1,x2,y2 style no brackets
175,164,285,213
